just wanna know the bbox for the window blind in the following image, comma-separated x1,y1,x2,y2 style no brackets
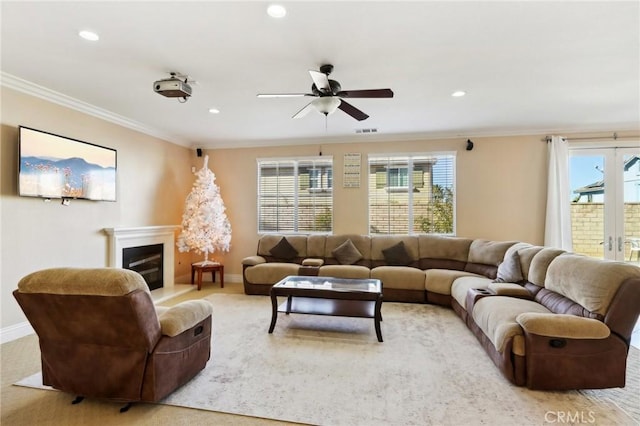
257,158,333,233
368,154,455,234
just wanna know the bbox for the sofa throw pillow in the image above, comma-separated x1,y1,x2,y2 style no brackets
331,239,363,265
382,241,412,266
493,250,524,283
269,237,298,261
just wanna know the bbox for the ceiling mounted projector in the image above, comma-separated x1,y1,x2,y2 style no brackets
153,72,192,101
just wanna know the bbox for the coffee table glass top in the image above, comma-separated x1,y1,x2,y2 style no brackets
273,276,381,293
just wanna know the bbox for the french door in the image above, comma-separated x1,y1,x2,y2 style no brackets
569,146,640,263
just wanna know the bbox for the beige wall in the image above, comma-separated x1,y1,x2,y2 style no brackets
1,87,193,328
7,85,612,332
206,133,549,277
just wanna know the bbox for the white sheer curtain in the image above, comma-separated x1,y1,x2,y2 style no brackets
544,135,573,250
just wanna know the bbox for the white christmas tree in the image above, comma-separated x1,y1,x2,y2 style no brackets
177,155,231,265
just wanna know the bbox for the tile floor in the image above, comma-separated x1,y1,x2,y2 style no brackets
150,283,194,304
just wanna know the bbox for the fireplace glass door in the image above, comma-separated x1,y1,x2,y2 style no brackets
122,244,164,291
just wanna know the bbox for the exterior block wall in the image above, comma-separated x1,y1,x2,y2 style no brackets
571,203,640,259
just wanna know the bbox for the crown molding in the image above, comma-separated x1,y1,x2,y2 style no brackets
0,72,189,147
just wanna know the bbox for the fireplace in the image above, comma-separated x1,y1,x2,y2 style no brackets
123,244,164,291
103,226,180,292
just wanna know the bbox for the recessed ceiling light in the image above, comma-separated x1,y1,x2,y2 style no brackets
209,108,220,114
267,4,287,18
78,30,99,41
451,91,466,97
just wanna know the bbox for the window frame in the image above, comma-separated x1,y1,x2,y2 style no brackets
257,156,333,234
368,152,456,235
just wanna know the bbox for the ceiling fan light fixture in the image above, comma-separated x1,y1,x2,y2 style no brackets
313,97,341,115
267,4,287,18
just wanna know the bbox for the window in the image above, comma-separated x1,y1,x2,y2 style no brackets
388,168,408,188
257,157,333,233
369,153,455,234
569,146,640,263
307,167,332,191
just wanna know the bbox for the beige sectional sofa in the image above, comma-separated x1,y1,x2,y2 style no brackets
242,234,640,390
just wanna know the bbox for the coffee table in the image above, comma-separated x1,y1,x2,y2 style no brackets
268,275,384,342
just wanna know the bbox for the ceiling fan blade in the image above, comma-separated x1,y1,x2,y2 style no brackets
336,89,394,98
338,100,369,121
309,70,331,93
292,101,315,119
257,93,314,98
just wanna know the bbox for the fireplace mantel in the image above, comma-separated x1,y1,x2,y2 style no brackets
103,226,180,289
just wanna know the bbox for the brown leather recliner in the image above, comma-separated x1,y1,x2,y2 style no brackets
13,267,213,406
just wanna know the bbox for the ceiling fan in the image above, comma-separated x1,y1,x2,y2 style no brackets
257,64,394,121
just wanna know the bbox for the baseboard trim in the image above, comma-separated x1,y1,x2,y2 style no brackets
1,321,34,344
225,273,242,283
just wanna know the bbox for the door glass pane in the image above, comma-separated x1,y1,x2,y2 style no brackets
570,155,605,259
623,153,640,265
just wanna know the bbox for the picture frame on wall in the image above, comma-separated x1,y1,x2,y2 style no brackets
343,153,361,188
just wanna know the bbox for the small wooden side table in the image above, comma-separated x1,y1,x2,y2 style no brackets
191,262,224,291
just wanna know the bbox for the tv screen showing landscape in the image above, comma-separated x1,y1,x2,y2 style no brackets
19,126,117,201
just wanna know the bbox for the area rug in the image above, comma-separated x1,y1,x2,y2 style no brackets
16,294,638,425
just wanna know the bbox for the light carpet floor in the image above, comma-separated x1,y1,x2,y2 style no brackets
16,293,639,425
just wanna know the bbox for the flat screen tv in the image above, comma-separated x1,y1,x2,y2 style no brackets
18,126,117,201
